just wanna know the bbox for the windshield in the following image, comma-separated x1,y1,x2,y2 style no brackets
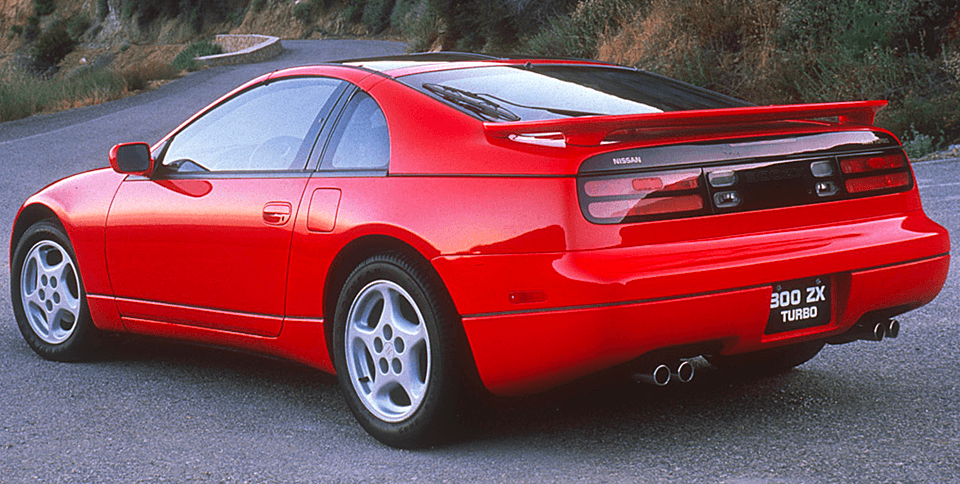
399,65,751,122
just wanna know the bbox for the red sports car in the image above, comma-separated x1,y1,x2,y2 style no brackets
11,53,950,448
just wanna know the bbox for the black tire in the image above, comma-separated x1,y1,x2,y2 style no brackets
11,219,102,362
332,251,468,448
705,340,825,374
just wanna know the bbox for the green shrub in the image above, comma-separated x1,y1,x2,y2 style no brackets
98,0,110,20
228,6,246,24
900,124,943,159
343,0,366,23
171,40,223,71
293,1,314,23
33,0,55,16
390,0,420,29
402,3,439,52
524,0,632,59
120,0,235,28
361,0,395,33
251,0,266,12
66,15,93,39
186,3,203,32
32,27,77,68
10,25,24,37
24,16,40,41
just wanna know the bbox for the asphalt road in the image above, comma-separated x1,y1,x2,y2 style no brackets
1,40,959,483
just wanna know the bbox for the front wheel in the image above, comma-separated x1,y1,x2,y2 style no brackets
332,252,467,448
11,219,102,361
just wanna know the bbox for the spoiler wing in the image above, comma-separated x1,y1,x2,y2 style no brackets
483,100,887,147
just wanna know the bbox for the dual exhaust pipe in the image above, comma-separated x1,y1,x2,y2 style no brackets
633,360,694,386
634,319,901,385
827,318,900,345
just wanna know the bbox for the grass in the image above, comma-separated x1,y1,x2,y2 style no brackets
119,63,179,91
0,66,127,123
171,40,223,72
0,61,180,124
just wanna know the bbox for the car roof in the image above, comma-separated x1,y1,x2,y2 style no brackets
333,51,616,77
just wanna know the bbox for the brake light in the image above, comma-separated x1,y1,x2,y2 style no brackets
838,151,911,195
845,172,911,193
580,169,707,223
839,154,905,174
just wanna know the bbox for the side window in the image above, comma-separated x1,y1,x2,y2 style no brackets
321,91,390,170
161,77,344,173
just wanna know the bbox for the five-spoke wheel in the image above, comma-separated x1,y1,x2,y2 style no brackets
345,280,431,422
20,239,82,345
12,219,100,361
333,252,468,448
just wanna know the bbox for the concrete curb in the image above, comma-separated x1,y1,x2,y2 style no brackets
197,34,283,67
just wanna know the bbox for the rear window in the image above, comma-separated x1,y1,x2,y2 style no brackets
398,65,751,122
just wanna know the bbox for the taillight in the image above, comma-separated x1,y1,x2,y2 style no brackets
580,169,708,223
838,152,911,194
839,153,905,173
578,148,913,225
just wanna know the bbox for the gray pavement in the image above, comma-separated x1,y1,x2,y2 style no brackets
0,40,958,483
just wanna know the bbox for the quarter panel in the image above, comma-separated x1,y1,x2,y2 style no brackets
284,175,575,319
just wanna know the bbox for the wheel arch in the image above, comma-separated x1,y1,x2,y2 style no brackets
321,234,451,355
10,203,61,266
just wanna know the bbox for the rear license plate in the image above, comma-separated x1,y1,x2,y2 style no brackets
765,276,831,334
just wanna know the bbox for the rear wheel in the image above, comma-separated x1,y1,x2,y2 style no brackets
11,219,102,361
706,340,825,374
332,252,466,448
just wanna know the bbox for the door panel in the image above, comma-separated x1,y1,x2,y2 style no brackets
105,177,308,336
103,76,347,336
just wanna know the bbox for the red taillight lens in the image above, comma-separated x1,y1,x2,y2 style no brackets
838,151,911,196
839,153,906,174
581,169,706,223
845,172,911,193
583,171,699,197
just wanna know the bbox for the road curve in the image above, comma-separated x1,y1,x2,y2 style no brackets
0,39,404,249
1,40,959,483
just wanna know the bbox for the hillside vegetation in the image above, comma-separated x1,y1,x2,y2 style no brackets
3,0,959,157
394,0,960,157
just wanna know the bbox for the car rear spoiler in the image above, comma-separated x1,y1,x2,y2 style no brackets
483,100,888,147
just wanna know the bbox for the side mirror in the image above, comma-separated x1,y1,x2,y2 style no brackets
109,142,154,176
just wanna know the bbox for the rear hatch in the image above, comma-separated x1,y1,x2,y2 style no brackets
480,100,910,224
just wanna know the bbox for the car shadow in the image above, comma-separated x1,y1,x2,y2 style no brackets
101,335,887,451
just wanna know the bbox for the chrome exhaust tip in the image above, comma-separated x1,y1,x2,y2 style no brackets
827,318,901,345
885,319,900,339
634,364,671,386
673,360,695,383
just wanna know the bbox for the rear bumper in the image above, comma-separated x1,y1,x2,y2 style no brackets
435,210,950,396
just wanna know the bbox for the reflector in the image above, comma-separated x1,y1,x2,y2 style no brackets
845,173,910,193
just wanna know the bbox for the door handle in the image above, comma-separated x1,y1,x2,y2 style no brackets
262,202,292,226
